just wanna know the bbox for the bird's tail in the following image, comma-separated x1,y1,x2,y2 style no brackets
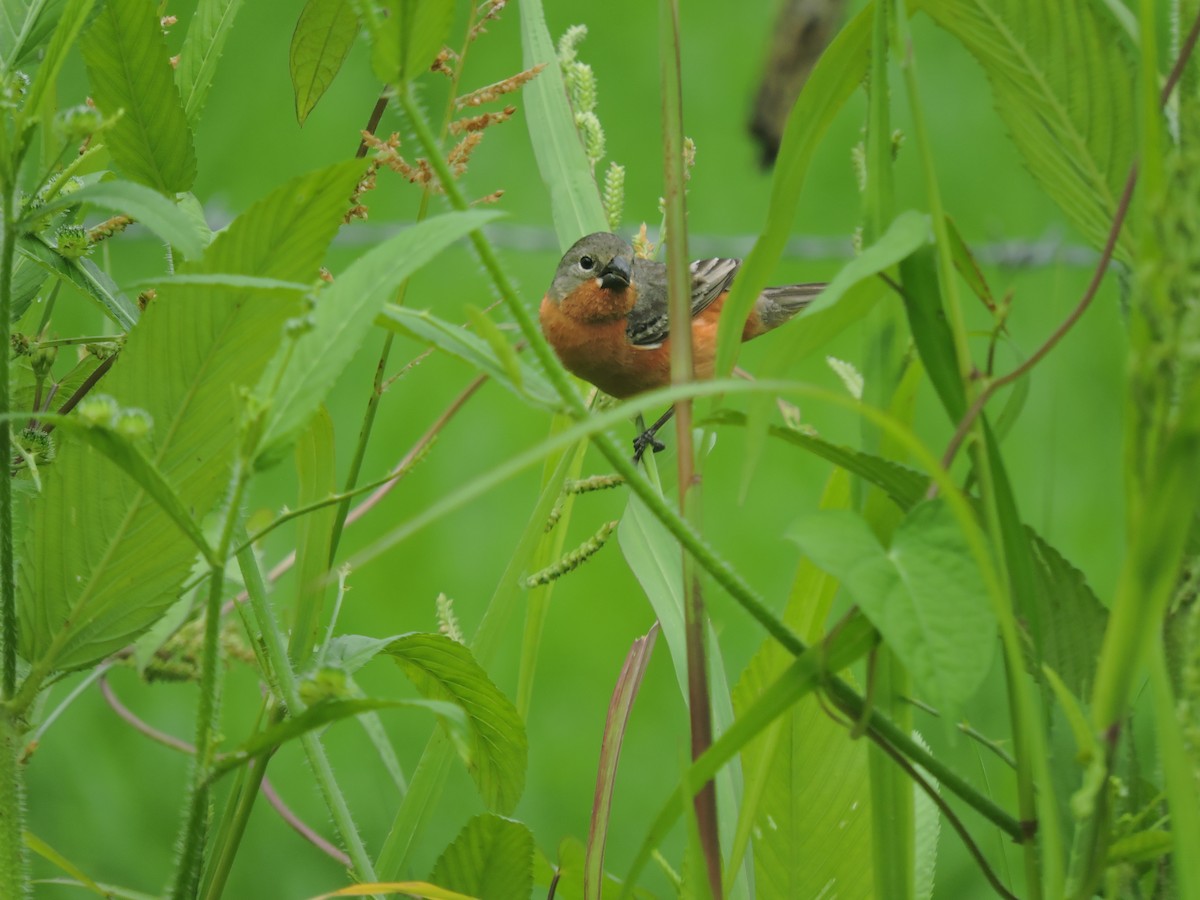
747,282,826,337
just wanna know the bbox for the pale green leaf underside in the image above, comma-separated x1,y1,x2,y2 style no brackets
789,501,998,718
917,0,1137,258
19,163,362,672
0,0,66,66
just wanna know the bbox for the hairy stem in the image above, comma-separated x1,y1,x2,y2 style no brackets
1,185,18,701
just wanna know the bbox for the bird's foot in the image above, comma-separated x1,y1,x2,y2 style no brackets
632,430,667,464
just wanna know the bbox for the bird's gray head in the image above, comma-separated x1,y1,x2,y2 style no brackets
547,232,635,303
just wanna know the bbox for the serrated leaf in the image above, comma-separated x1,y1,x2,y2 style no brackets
80,0,197,193
916,0,1137,259
382,633,527,814
1029,532,1108,698
175,0,245,123
21,0,96,121
788,501,997,718
429,814,534,900
1,0,67,66
366,0,455,85
17,234,138,329
18,162,362,674
256,208,496,462
518,0,608,246
7,250,48,323
732,681,873,899
378,305,560,410
211,697,468,780
290,0,358,125
27,180,207,259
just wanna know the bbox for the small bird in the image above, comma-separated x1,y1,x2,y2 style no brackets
540,231,825,460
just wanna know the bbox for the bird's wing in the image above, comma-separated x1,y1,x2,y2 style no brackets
626,256,742,347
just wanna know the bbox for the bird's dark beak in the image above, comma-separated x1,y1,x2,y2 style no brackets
599,255,632,291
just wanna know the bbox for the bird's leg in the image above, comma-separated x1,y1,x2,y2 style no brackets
632,408,675,463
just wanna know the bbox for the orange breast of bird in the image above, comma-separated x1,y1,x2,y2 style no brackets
540,286,765,400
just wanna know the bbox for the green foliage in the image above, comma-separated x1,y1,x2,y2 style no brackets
429,813,534,900
789,501,997,720
362,0,455,86
79,0,197,194
0,0,66,66
916,0,1138,259
17,162,359,676
175,0,246,123
289,0,358,125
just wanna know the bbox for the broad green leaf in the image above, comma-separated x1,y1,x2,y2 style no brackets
18,162,362,673
518,0,608,246
713,5,872,380
27,180,207,259
0,0,66,66
429,814,534,900
21,0,96,121
210,697,468,780
290,0,357,125
18,235,138,329
175,0,246,123
4,411,214,564
378,305,560,410
733,684,873,898
788,501,997,718
382,633,527,814
256,208,496,462
622,614,879,893
915,0,1137,259
287,407,336,665
533,838,655,900
366,0,455,85
80,0,197,193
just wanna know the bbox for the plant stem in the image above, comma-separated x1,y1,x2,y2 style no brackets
659,0,720,894
0,711,25,897
235,541,377,882
1,185,18,701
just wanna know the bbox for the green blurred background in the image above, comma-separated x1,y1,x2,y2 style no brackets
26,0,1128,896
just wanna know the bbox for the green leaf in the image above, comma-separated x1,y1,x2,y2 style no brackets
290,0,357,125
175,0,246,123
287,407,336,666
256,208,496,462
788,501,997,718
518,0,608,246
210,697,468,780
21,0,96,122
378,305,560,410
915,0,1137,259
618,491,749,896
713,5,872,380
429,814,534,900
129,273,311,292
899,244,967,420
366,0,455,85
464,303,523,392
18,234,138,329
382,633,527,814
1029,531,1108,698
18,162,362,674
5,412,214,564
1,0,67,66
26,180,208,259
732,681,873,898
7,250,48,323
80,0,197,193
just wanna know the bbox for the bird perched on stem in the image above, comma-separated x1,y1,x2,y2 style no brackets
540,231,825,460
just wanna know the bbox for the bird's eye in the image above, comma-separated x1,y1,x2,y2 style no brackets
579,255,595,271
